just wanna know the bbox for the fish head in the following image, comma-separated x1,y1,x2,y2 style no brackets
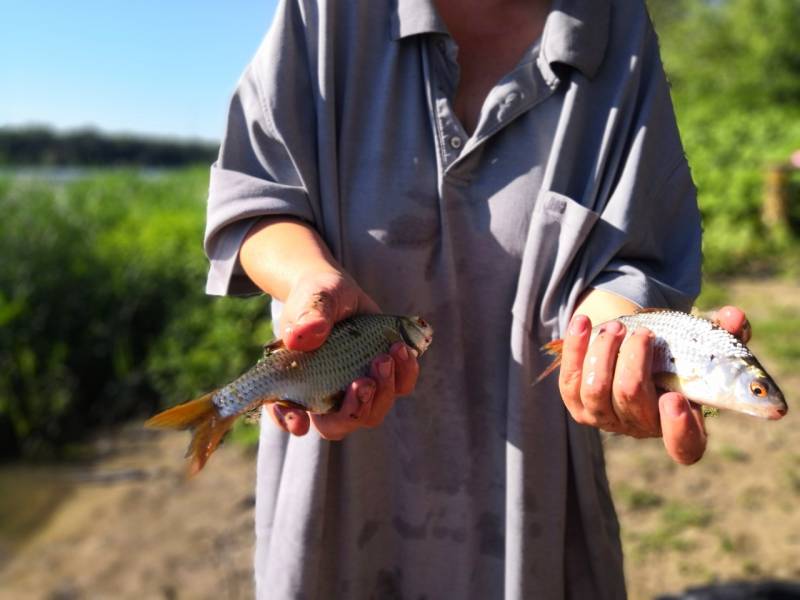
398,316,434,356
702,356,788,420
731,358,787,420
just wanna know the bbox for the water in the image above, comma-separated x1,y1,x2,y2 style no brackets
0,464,74,565
0,166,170,183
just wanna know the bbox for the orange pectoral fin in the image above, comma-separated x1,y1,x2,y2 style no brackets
533,339,564,386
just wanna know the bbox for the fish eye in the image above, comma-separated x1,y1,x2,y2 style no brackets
750,381,768,397
417,317,428,327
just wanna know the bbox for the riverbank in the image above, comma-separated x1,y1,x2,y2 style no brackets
0,426,257,599
1,277,798,599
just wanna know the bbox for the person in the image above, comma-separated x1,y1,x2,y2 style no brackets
204,0,751,597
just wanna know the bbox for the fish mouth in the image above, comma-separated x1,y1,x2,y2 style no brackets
766,404,788,420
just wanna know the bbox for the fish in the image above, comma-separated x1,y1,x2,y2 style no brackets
145,314,433,475
536,309,787,420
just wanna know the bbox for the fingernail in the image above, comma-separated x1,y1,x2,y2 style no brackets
667,397,688,418
289,316,327,341
410,348,419,358
396,344,409,360
378,357,392,379
569,315,589,336
273,405,288,426
605,320,623,335
357,381,375,403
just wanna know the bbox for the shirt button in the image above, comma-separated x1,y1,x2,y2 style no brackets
449,136,463,149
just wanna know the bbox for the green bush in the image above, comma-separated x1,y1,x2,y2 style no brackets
0,169,270,458
649,0,800,275
676,105,800,274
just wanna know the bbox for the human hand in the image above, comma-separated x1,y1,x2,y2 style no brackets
558,305,751,465
265,270,420,440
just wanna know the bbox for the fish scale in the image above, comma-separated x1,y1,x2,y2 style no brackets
145,314,434,474
612,310,751,378
215,314,420,416
540,309,787,421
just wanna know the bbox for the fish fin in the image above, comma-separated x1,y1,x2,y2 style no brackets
653,371,678,392
144,392,236,476
273,398,308,411
634,307,670,314
242,405,263,425
652,372,688,394
321,389,346,413
263,338,286,357
533,339,564,386
184,411,237,476
145,392,217,430
382,327,403,345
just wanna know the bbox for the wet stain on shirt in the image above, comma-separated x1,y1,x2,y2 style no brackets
358,519,381,549
372,567,404,600
393,513,431,540
383,214,439,247
476,512,505,559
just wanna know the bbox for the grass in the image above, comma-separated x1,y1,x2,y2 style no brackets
630,500,714,558
614,483,664,512
748,308,800,370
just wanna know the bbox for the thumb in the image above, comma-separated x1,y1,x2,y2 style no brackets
659,392,707,465
281,290,338,351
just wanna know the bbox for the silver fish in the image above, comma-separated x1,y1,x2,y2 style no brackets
146,314,434,474
539,309,787,420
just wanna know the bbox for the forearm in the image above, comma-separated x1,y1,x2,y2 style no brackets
239,218,342,301
573,288,640,327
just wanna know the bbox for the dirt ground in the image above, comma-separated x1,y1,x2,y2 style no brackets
1,277,798,600
0,429,258,600
605,278,800,599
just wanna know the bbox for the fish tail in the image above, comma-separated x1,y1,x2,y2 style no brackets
145,391,235,476
533,339,564,386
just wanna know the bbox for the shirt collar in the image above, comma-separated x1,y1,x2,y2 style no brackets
391,0,448,39
541,0,610,79
391,0,609,79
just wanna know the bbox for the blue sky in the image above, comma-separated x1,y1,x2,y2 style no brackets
1,1,279,141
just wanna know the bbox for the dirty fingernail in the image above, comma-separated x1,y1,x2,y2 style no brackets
378,357,392,379
667,397,688,418
358,381,375,403
273,405,288,426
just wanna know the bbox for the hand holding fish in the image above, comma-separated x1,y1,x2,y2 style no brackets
238,217,422,441
268,270,421,440
554,305,782,465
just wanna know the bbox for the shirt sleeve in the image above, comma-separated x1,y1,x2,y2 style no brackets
582,23,702,312
204,0,319,296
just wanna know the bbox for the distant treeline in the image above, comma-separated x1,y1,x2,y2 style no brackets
0,126,219,167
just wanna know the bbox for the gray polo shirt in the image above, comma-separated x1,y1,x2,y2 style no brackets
205,0,701,598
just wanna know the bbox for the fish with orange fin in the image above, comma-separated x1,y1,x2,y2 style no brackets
536,309,787,420
145,315,434,475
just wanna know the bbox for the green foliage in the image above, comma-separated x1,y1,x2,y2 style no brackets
648,0,800,274
679,105,800,273
0,170,271,458
748,308,800,369
634,501,713,556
